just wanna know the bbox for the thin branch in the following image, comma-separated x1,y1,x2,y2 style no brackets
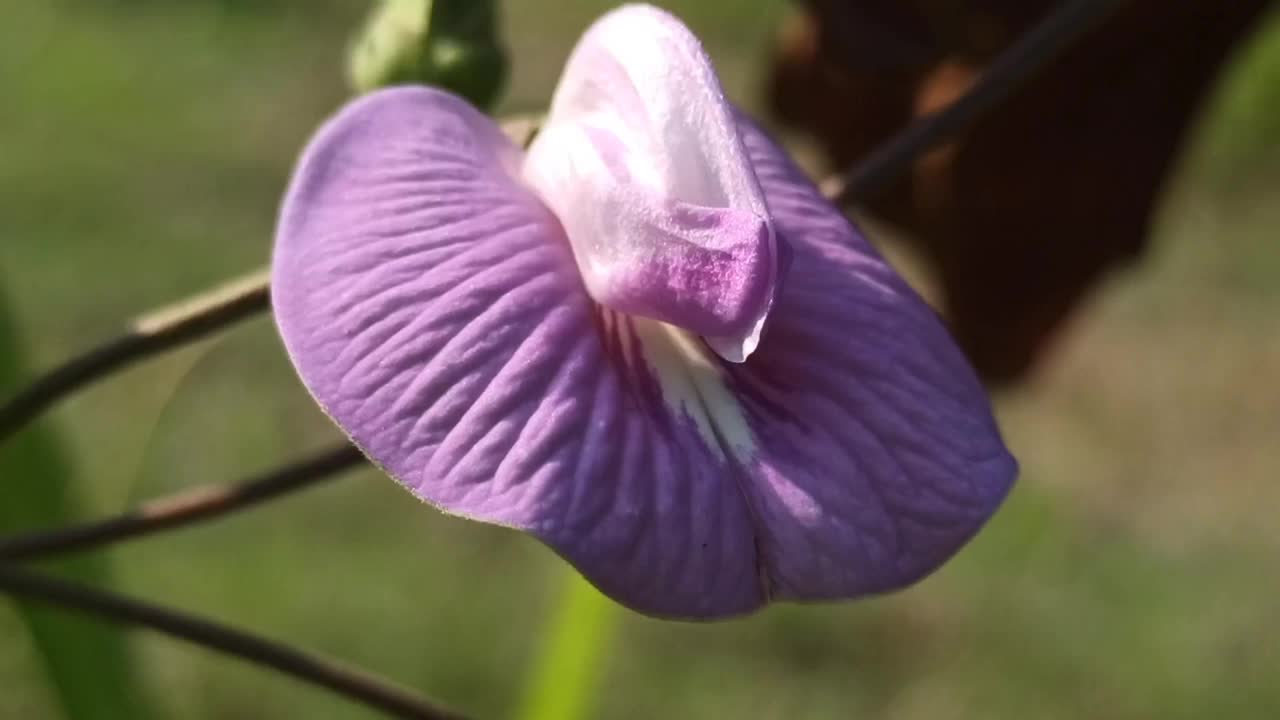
0,566,465,720
824,0,1128,203
0,269,271,444
0,443,365,563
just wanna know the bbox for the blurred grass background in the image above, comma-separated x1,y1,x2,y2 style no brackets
1,0,1278,718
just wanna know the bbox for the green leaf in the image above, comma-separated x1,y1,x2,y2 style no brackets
348,0,508,110
0,290,155,720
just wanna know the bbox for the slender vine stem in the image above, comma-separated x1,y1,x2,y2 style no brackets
0,567,464,720
824,0,1127,203
0,270,270,444
0,443,364,563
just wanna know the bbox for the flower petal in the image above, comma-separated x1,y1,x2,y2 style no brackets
727,114,1018,600
523,4,778,363
273,81,1015,619
272,87,764,618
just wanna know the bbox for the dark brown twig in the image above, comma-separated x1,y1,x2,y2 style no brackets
0,443,365,563
0,566,465,720
824,0,1128,203
0,270,270,444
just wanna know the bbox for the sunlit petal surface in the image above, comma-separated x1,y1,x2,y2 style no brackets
524,5,777,363
274,17,1015,621
728,113,1016,600
274,88,761,617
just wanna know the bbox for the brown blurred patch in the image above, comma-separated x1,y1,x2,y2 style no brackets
769,0,1271,384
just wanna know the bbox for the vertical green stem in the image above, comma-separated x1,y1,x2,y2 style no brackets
517,570,617,720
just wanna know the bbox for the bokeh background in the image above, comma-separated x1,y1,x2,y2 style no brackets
2,1,1278,718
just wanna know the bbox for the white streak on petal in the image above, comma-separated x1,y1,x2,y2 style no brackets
629,319,756,462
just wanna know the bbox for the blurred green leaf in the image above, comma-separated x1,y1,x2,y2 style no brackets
1196,8,1280,185
348,0,508,109
0,290,154,720
517,571,616,720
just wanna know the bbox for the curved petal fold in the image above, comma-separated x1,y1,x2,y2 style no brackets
726,115,1018,600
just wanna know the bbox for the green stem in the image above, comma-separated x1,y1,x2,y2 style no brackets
517,570,617,720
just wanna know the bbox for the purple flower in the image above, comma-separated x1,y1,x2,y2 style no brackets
272,4,1015,619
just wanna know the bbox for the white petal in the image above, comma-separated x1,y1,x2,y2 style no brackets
523,4,778,363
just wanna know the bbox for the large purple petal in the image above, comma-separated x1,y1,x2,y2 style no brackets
272,87,763,618
727,116,1018,600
